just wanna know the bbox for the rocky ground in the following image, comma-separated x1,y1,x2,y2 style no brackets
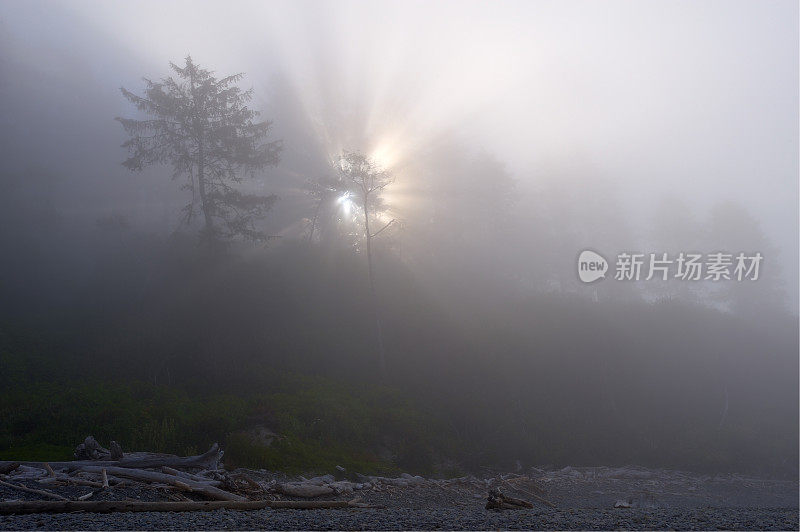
1,465,797,530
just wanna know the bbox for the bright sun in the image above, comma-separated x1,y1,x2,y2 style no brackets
337,191,355,217
369,142,399,170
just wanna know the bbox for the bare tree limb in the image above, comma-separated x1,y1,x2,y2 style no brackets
0,479,68,501
370,219,396,238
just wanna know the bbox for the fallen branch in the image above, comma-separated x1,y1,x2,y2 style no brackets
0,499,370,514
71,466,244,501
0,479,68,501
38,476,104,489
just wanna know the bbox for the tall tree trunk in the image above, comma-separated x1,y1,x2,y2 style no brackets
307,197,323,243
363,197,387,378
189,64,213,238
197,140,213,235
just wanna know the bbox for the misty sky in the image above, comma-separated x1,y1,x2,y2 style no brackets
0,0,797,308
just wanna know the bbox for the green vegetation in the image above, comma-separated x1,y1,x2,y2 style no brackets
0,343,448,475
0,243,796,479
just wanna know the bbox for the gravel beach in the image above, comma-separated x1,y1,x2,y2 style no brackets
1,466,797,530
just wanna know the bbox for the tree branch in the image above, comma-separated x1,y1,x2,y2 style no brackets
370,219,396,239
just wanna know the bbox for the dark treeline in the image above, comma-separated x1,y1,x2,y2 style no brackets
0,205,796,477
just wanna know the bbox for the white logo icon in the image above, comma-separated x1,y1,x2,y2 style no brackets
578,250,608,283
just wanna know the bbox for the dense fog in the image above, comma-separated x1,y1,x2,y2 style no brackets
0,0,797,478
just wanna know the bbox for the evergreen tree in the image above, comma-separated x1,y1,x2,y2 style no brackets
337,151,395,376
117,56,282,241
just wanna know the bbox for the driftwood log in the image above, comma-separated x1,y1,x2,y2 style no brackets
74,437,110,460
162,466,222,486
486,488,535,510
500,478,557,508
276,482,335,498
0,499,373,514
0,443,223,472
96,443,223,470
71,466,244,501
109,441,123,461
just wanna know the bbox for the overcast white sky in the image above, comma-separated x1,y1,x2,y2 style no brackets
1,0,797,306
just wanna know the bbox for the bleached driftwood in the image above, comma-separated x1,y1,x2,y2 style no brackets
276,482,335,498
70,465,244,502
161,466,222,486
0,443,223,472
100,443,223,470
74,436,110,460
109,441,123,461
0,479,68,501
230,471,262,489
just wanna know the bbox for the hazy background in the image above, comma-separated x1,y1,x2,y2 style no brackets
0,0,797,477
